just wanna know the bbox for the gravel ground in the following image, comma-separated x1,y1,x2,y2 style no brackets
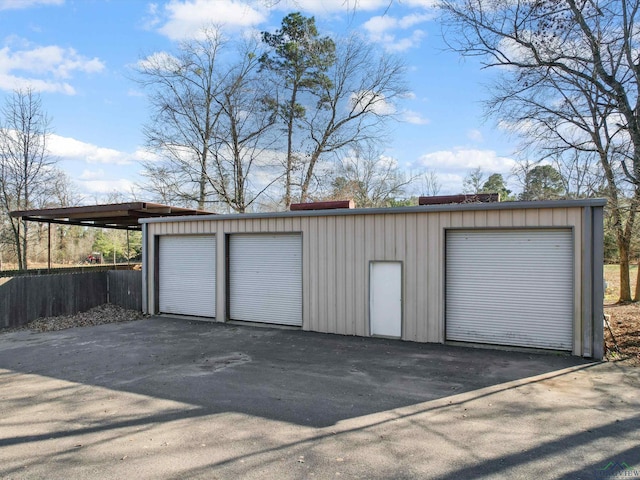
1,303,145,334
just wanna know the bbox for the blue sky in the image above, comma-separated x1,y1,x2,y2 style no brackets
0,0,519,203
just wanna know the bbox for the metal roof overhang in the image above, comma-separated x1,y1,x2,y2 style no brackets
10,202,214,230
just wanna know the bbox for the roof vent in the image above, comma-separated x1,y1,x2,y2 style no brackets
419,193,500,206
290,200,355,211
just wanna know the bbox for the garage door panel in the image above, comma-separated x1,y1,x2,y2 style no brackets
446,229,573,350
159,235,216,318
229,234,302,326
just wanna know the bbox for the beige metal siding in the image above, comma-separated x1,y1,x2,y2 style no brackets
145,206,584,353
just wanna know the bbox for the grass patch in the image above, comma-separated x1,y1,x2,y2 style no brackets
604,264,638,304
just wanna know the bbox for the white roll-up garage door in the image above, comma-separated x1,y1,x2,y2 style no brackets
446,229,573,350
229,234,302,326
158,235,216,318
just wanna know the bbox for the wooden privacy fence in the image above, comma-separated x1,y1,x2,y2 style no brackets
0,270,142,329
0,264,140,279
107,270,142,311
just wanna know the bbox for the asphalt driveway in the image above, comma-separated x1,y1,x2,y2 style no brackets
0,317,638,479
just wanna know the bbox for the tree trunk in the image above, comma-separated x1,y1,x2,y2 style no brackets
198,175,206,211
12,219,23,271
22,218,28,270
635,259,640,302
284,85,298,210
621,191,640,302
198,146,208,211
284,123,293,209
618,238,632,302
299,151,320,203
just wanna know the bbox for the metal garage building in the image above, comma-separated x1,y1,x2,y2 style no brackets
140,199,605,359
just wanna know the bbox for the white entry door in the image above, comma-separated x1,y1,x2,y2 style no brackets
370,262,402,337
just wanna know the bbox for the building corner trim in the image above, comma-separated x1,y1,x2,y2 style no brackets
141,223,148,315
591,206,605,360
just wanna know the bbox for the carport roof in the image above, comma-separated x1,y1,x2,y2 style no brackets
10,202,214,231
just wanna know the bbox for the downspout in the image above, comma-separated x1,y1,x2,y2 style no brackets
47,223,51,272
581,206,593,358
141,223,148,315
592,205,605,360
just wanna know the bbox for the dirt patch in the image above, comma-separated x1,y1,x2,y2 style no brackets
1,304,144,334
604,303,640,365
604,264,640,365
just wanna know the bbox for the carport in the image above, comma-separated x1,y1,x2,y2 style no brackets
10,202,212,269
3,202,215,328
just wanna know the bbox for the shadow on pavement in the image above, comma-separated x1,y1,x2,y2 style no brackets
0,316,594,428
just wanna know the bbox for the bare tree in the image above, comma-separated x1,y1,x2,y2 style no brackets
328,146,413,207
136,31,280,213
462,167,485,194
207,42,281,213
0,89,54,270
260,12,336,209
441,0,640,301
135,28,225,211
0,211,12,269
419,170,442,196
138,163,197,208
261,16,408,207
297,34,408,202
44,171,83,265
550,151,604,199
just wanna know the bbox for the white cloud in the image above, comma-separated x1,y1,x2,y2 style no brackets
375,154,398,169
467,129,484,142
48,137,159,199
79,169,105,180
0,0,63,10
0,74,75,94
78,178,136,195
363,13,430,52
402,0,438,7
0,45,103,78
387,30,426,52
136,51,179,71
272,0,393,14
416,148,517,174
350,90,396,115
436,172,466,195
0,41,104,94
154,0,266,40
398,12,434,29
402,109,430,125
363,15,397,36
49,135,153,166
132,148,159,164
143,2,161,30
